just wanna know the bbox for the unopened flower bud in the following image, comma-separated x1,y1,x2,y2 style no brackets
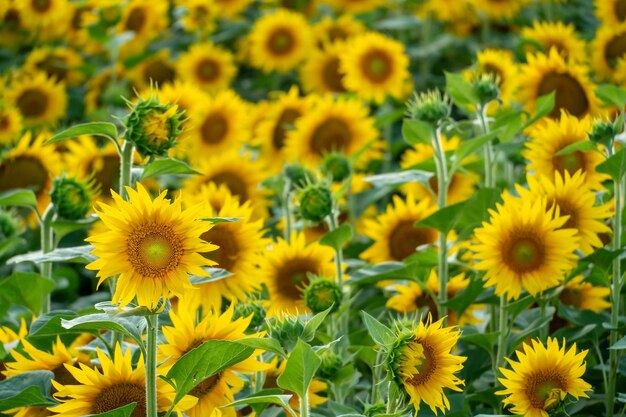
304,278,342,313
298,185,332,223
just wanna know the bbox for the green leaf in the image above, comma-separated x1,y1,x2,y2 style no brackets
361,311,395,348
28,311,79,339
0,371,55,411
442,276,485,316
277,339,322,399
445,72,479,107
554,141,598,156
610,335,626,350
505,295,535,319
597,147,626,181
523,92,555,128
364,170,434,187
61,313,145,346
402,119,433,145
52,217,99,244
166,340,255,405
492,110,523,143
46,122,118,144
227,394,297,417
0,189,38,209
375,109,405,128
236,338,287,359
596,84,626,108
87,403,137,417
451,131,499,171
348,262,426,286
0,272,55,315
189,268,233,285
319,224,353,250
198,217,240,224
140,158,201,180
302,306,334,342
459,330,498,354
415,201,466,233
7,245,96,265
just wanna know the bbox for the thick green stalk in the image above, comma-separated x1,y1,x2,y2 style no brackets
119,140,135,199
145,314,159,417
40,205,55,314
479,106,495,189
494,294,508,413
299,391,310,417
283,179,293,243
432,127,450,324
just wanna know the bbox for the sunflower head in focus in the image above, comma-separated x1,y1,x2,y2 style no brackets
387,316,466,414
520,21,586,64
497,338,591,417
6,72,67,128
0,107,23,146
86,183,217,310
23,46,85,86
473,195,579,300
592,22,626,82
177,43,236,93
300,43,348,94
260,232,336,316
127,50,177,91
596,0,626,25
558,275,611,313
49,344,197,417
248,9,313,73
517,50,600,120
340,32,410,104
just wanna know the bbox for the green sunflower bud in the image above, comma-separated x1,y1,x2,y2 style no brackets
50,176,97,220
233,300,266,330
317,350,342,379
588,120,618,147
471,73,499,106
304,278,342,313
406,89,451,124
284,163,315,190
298,184,333,223
321,152,351,182
124,95,186,158
364,403,387,417
269,314,305,351
0,209,19,240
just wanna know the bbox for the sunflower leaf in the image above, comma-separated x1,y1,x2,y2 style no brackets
414,201,466,234
597,147,626,181
445,72,479,108
198,217,241,223
277,339,321,399
364,170,434,187
361,311,395,348
61,313,145,347
523,92,555,128
7,245,96,265
320,224,353,250
302,306,334,342
0,272,55,315
139,158,201,180
46,122,118,144
0,189,38,209
402,119,434,145
554,140,599,156
226,393,297,417
189,268,233,285
87,403,137,417
0,371,55,411
596,84,626,108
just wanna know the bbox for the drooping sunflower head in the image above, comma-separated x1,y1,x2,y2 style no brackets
86,183,218,310
473,195,579,300
497,338,592,417
520,21,587,64
340,31,410,103
388,316,466,414
260,232,336,317
6,71,67,128
0,107,23,146
592,22,626,82
127,50,177,91
300,43,349,94
248,8,313,73
517,49,600,120
177,42,236,93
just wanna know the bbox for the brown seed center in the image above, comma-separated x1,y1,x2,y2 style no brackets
92,382,146,417
322,56,346,92
127,223,183,278
17,88,49,119
195,59,221,83
189,373,222,397
536,72,589,119
502,233,545,273
275,258,317,300
0,155,49,197
310,118,351,156
200,113,229,145
209,172,248,201
273,108,301,150
604,32,626,69
125,7,146,32
268,28,295,55
199,225,238,271
525,371,567,409
552,149,585,177
360,49,393,82
388,220,438,261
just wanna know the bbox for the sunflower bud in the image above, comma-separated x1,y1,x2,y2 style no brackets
364,403,387,417
298,184,333,223
50,176,97,220
124,95,185,158
233,300,267,330
269,314,305,351
304,278,342,313
284,163,315,190
471,73,499,106
317,350,342,379
0,210,19,240
588,120,618,148
321,152,351,182
406,90,450,124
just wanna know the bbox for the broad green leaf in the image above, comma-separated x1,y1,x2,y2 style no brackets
492,110,523,143
557,304,608,327
361,311,395,348
61,313,145,346
415,201,466,233
28,311,79,339
505,295,535,319
0,235,25,259
374,109,405,128
509,307,556,351
597,147,626,181
7,245,96,265
227,394,297,417
348,262,426,285
0,272,55,315
596,84,626,108
523,92,555,127
87,403,137,417
0,189,38,209
402,119,433,145
319,224,353,250
451,131,499,171
236,338,287,359
445,72,479,107
46,122,118,144
0,371,55,411
166,340,254,405
52,217,99,244
552,324,597,343
277,339,321,399
456,187,501,234
610,335,626,350
302,306,334,342
364,170,434,187
190,268,233,285
442,276,485,316
554,141,598,156
140,158,201,180
198,217,240,224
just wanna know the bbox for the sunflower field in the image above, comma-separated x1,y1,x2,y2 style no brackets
4,0,626,416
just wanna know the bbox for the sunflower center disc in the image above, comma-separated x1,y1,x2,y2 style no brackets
273,108,301,150
201,113,229,144
0,155,48,197
210,171,248,200
200,225,238,270
403,341,436,386
554,197,578,229
17,89,48,118
322,57,346,92
552,150,584,176
311,118,351,155
190,373,222,397
92,382,146,417
389,220,437,261
33,0,52,12
527,372,567,409
125,8,146,32
605,32,626,69
616,0,626,21
506,236,545,272
536,72,589,119
269,29,294,55
559,287,583,308
128,224,183,278
276,258,316,300
88,154,120,195
197,59,220,82
36,55,68,81
361,49,392,82
145,60,176,86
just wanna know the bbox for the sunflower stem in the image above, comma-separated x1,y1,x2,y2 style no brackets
40,204,55,315
145,313,159,417
283,178,293,243
299,390,310,417
432,127,450,324
119,140,135,199
478,105,495,188
494,294,508,403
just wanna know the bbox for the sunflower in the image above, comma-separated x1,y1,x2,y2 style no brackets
514,172,613,255
520,21,586,64
469,0,530,20
185,90,250,160
181,189,267,310
0,107,23,146
473,196,579,300
283,96,378,167
177,0,217,33
497,338,592,417
260,232,336,316
0,1,29,49
596,0,626,25
158,303,267,417
177,43,236,93
523,113,609,190
127,50,177,91
473,48,519,105
86,183,217,310
361,194,439,263
183,150,270,220
400,135,479,205
559,275,611,312
389,317,466,414
322,0,385,14
23,47,85,86
312,15,365,49
300,44,348,95
517,50,600,120
49,344,197,416
6,72,67,128
340,32,409,104
0,319,27,345
592,22,626,82
248,9,313,73
116,0,168,57
212,0,253,18
387,270,481,326
0,131,62,216
84,67,129,114
264,356,328,411
13,0,68,30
